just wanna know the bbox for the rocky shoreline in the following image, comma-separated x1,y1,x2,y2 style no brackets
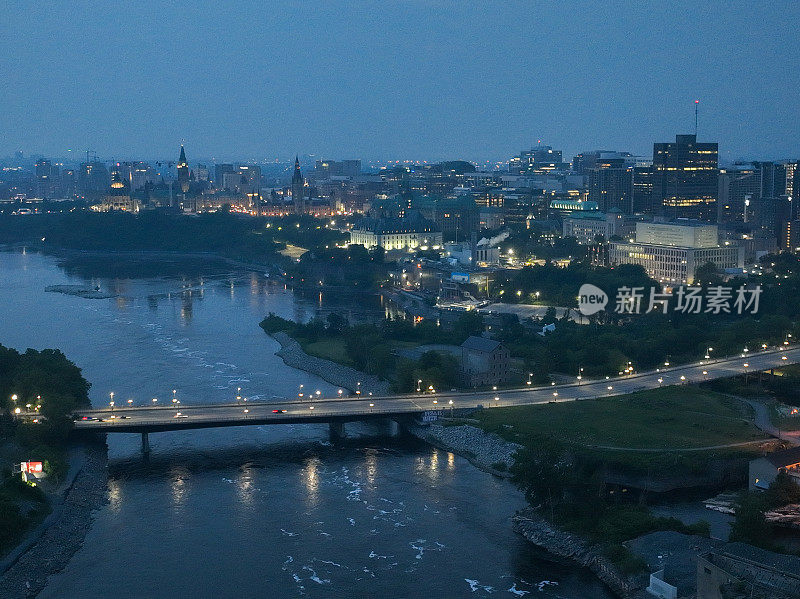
271,331,390,396
0,438,109,599
408,421,521,478
412,421,639,598
267,333,635,597
513,509,641,598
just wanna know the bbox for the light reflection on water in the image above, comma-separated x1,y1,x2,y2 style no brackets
0,251,614,599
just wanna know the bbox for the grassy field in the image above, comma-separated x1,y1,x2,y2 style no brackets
479,387,767,451
299,337,422,370
300,337,354,367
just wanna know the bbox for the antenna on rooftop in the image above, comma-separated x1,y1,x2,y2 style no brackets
694,100,699,137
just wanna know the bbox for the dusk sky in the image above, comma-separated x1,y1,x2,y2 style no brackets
2,1,799,164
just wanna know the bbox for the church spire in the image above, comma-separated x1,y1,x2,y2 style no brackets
177,144,190,194
292,155,305,214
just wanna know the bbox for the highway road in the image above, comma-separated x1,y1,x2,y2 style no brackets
70,345,800,433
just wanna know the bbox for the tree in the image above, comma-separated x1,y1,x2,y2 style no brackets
694,261,723,286
730,492,772,549
765,471,800,508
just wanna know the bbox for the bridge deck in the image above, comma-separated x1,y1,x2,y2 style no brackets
71,346,800,433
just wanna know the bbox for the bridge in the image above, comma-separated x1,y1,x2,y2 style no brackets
71,345,800,454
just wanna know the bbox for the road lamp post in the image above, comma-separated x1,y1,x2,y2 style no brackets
109,392,115,414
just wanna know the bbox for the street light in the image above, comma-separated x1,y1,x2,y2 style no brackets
417,379,422,393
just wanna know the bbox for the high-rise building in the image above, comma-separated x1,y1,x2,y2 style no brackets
781,220,800,252
292,156,305,214
195,164,209,182
586,158,634,213
571,150,634,176
35,159,59,199
314,159,361,178
718,165,759,223
632,163,654,214
177,145,190,194
509,146,565,174
78,161,111,200
214,164,235,189
652,134,718,221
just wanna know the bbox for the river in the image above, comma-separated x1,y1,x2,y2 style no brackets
0,249,613,598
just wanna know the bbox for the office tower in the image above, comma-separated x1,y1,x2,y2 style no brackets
572,150,634,176
652,134,718,221
78,161,111,200
60,168,77,199
314,159,361,178
195,164,209,182
509,146,564,174
632,163,653,214
717,165,759,223
35,159,59,199
586,158,634,213
214,164,235,189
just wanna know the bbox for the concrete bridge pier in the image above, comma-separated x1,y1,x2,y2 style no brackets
141,432,151,457
380,419,400,438
329,421,346,442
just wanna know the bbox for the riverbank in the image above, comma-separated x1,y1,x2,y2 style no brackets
513,509,642,598
270,331,390,395
407,421,521,478
0,438,108,599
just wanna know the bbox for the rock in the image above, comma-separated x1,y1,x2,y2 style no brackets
512,509,643,599
408,423,522,477
271,331,390,396
0,440,109,599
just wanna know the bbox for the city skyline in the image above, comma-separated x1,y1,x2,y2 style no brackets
2,2,799,162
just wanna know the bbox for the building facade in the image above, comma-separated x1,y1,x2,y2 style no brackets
608,221,743,284
349,216,442,251
461,336,510,388
652,134,718,221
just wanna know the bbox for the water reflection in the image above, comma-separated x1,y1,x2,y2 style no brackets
236,462,256,508
302,455,320,508
169,465,190,510
108,477,122,513
364,448,378,487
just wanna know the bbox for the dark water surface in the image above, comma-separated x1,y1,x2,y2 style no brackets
0,250,613,598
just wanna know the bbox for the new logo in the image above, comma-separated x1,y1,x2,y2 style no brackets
578,283,608,316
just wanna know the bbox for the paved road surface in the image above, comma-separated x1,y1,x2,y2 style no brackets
69,346,800,433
